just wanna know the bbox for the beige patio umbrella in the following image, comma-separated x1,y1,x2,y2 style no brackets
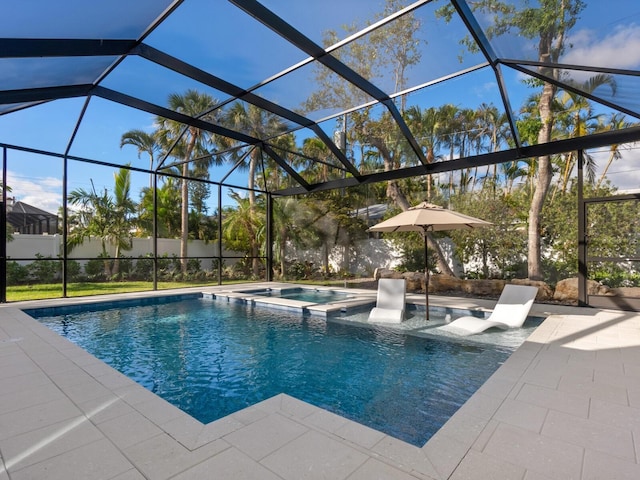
368,202,492,320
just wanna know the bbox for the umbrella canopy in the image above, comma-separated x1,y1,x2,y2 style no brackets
368,202,492,320
367,202,492,233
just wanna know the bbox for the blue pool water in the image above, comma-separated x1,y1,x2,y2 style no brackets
29,296,513,447
250,288,351,303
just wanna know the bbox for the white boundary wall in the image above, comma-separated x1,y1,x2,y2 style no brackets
8,235,464,277
287,238,463,277
7,234,226,270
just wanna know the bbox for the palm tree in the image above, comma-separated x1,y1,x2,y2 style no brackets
137,178,181,238
474,103,509,191
110,166,136,275
222,191,265,278
596,113,633,190
554,74,617,193
404,105,442,199
67,167,136,277
120,129,161,189
433,104,461,200
225,102,288,276
272,197,306,279
501,161,528,196
226,103,288,204
301,137,333,183
155,89,219,273
263,132,298,191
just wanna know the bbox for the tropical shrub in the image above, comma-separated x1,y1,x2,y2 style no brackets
28,254,60,284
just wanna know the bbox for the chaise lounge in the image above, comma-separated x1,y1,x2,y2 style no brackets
443,284,539,336
368,278,406,323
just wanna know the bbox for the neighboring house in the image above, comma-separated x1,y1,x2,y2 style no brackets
6,199,59,235
352,203,389,239
352,203,389,224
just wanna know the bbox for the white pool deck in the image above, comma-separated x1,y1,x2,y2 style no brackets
1,283,640,479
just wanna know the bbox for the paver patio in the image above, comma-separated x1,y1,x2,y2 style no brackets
1,285,639,479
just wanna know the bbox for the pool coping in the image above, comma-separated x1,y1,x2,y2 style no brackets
2,283,640,479
202,283,378,316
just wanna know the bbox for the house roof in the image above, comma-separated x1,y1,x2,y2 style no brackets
7,200,58,230
8,201,55,217
352,203,389,222
1,0,639,196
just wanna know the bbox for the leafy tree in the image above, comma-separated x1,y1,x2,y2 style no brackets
137,178,181,238
7,261,29,285
438,0,586,280
450,190,527,279
28,254,60,284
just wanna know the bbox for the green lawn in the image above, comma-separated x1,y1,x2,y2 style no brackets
5,278,375,302
6,281,213,302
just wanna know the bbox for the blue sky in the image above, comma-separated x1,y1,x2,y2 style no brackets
1,0,640,214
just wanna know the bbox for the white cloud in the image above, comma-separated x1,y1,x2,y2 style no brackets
563,24,640,70
473,81,498,97
8,171,62,215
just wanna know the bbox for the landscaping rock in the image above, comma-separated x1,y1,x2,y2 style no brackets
553,277,614,301
462,279,506,296
511,278,553,301
372,269,583,305
374,268,403,280
402,271,424,292
429,274,463,293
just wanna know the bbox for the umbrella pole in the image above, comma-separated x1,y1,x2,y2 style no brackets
423,229,429,321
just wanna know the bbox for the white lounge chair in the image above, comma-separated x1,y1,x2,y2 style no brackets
368,278,406,323
444,284,538,336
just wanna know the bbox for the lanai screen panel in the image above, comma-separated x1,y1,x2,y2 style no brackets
0,0,639,195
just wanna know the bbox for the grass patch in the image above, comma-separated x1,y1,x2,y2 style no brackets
7,281,210,302
6,279,368,302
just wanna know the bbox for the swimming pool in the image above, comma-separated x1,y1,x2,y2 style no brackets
27,295,516,447
247,287,351,303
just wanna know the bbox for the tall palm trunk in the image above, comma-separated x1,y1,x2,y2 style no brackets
181,133,197,274
113,243,121,276
279,229,287,280
101,241,111,277
596,148,618,190
248,150,260,277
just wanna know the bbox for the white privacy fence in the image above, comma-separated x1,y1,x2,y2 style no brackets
8,234,463,278
7,234,227,271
